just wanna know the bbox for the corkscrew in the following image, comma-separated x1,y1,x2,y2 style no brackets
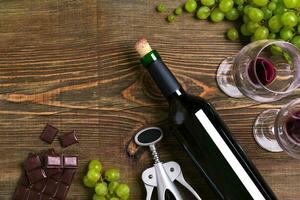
135,127,202,200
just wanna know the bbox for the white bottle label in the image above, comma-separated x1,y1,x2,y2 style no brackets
195,109,266,200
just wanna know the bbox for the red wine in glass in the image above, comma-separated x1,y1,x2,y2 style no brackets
286,111,300,144
248,57,277,86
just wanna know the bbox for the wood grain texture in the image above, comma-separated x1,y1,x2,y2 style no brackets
0,0,300,199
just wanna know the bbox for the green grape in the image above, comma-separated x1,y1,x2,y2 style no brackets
280,27,295,41
105,169,121,182
274,4,286,14
87,169,101,182
116,184,130,199
219,0,234,12
246,21,260,33
89,160,103,172
167,15,175,23
108,181,120,194
281,12,298,28
261,7,272,20
240,23,252,36
83,176,97,188
297,25,300,33
253,26,269,40
283,52,292,64
283,0,299,8
243,5,252,15
210,8,225,22
271,0,279,3
197,6,211,19
267,2,277,10
110,198,120,200
93,194,106,200
268,15,282,32
106,193,114,199
270,45,283,55
156,3,166,12
185,0,197,13
95,182,108,196
243,14,250,23
174,7,183,15
291,35,300,48
253,0,269,7
268,32,277,39
227,28,239,40
201,0,216,6
225,8,239,20
234,0,244,5
248,7,264,22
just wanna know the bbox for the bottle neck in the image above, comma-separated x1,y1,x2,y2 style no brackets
140,50,184,98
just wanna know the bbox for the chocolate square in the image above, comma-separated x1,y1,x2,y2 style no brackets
27,168,47,184
54,183,69,200
23,154,42,172
40,194,53,200
32,179,47,192
52,171,63,181
13,185,29,200
63,156,78,168
61,169,76,185
27,189,41,200
44,179,59,196
45,155,63,168
41,124,59,144
59,131,79,148
45,168,63,177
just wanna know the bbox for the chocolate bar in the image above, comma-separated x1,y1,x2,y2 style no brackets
61,169,76,185
41,124,59,144
55,183,69,199
59,131,79,148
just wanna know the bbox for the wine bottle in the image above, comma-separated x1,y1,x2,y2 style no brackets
135,38,278,200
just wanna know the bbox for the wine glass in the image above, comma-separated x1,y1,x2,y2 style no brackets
217,40,300,102
253,98,300,159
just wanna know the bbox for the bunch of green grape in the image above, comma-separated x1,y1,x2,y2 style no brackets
83,160,130,200
156,0,300,48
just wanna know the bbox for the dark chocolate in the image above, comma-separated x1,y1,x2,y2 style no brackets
24,154,42,172
40,194,53,200
45,168,62,177
27,168,47,184
32,179,47,192
44,179,59,196
61,169,76,185
63,156,78,168
28,189,41,200
52,171,63,181
45,155,63,168
13,185,29,200
41,124,59,144
54,183,69,200
19,170,30,186
59,131,79,148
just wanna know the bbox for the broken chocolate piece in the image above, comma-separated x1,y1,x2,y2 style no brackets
59,131,79,148
24,154,42,172
63,156,78,168
13,185,29,200
27,168,47,184
19,170,30,186
45,155,63,168
54,183,69,200
41,124,59,144
44,179,59,196
61,169,76,185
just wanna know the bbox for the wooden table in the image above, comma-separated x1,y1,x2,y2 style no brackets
0,0,299,199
